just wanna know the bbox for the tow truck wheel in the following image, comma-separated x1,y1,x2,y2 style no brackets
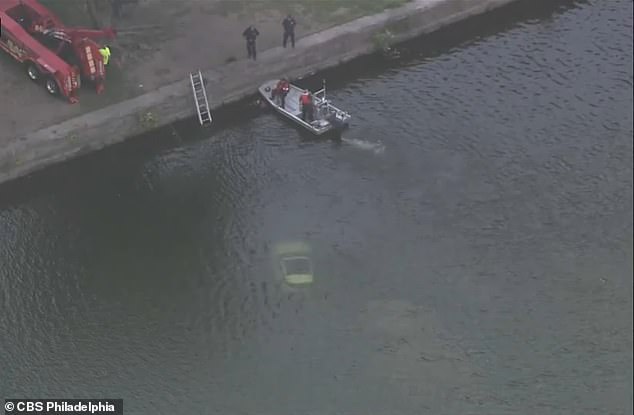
26,63,40,81
45,78,60,96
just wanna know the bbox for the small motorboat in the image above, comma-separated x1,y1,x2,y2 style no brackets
258,79,351,136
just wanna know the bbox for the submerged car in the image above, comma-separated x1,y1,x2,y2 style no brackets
272,241,314,285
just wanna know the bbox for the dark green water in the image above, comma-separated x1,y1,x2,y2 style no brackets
1,1,632,413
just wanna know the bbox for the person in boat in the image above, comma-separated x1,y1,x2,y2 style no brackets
271,78,290,108
299,90,314,122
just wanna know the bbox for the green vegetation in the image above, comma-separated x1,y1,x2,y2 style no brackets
138,111,158,129
213,0,412,24
298,0,412,22
372,29,396,53
39,0,413,29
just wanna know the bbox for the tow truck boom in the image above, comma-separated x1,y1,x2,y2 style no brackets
0,0,117,102
36,26,117,43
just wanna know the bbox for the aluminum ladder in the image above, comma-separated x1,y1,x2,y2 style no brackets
190,70,212,126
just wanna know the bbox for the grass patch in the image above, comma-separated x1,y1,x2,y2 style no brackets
372,29,396,52
138,111,158,129
40,0,413,28
212,0,412,24
300,0,412,17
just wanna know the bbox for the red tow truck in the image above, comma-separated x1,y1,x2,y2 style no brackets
0,0,116,103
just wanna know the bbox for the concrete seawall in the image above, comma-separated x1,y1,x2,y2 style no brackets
0,0,517,185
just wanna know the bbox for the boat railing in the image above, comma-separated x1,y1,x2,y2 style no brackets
314,88,326,99
313,84,350,121
322,99,350,118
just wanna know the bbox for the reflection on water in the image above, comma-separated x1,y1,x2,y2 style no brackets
1,0,632,413
341,135,386,155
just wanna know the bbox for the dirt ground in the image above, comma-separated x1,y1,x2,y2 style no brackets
0,0,409,143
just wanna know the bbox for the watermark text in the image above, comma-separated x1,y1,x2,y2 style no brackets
5,399,122,415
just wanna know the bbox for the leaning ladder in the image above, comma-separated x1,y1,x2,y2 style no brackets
190,70,212,126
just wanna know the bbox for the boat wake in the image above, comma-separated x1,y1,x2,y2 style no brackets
341,136,385,154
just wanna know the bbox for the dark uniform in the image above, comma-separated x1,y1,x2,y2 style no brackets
243,26,260,60
282,15,296,48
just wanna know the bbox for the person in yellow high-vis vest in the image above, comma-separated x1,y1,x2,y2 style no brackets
99,46,111,65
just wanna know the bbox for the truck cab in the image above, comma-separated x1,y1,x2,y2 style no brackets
0,0,114,101
0,1,80,102
35,29,107,94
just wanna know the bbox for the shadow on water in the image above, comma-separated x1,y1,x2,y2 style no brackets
0,96,264,209
0,0,584,205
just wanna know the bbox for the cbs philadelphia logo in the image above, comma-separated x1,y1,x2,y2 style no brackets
5,401,43,412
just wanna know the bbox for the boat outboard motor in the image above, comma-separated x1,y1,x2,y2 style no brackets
327,110,349,130
326,113,343,129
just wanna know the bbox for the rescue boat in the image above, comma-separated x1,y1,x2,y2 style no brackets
258,79,351,136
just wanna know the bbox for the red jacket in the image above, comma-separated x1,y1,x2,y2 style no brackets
300,93,312,105
276,80,290,94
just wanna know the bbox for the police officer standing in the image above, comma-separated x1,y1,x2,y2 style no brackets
243,25,260,60
282,14,296,48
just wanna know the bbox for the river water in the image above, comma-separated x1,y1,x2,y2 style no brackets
1,1,632,414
